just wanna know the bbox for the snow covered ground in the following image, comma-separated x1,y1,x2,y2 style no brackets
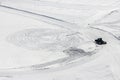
0,0,120,80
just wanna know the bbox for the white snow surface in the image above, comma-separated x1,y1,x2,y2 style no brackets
0,0,120,80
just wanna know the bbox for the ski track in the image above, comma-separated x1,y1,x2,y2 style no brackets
0,0,120,80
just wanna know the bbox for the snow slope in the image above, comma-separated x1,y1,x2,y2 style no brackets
0,0,120,80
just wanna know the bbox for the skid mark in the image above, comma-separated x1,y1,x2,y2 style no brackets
7,28,84,51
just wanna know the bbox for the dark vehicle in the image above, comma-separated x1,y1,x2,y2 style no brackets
95,38,107,45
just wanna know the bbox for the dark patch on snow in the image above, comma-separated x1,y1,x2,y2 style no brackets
95,38,107,45
63,47,90,57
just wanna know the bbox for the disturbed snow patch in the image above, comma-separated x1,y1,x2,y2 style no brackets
6,28,84,51
4,27,101,70
63,47,92,57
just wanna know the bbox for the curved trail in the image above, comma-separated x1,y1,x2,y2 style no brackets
0,3,120,79
0,27,119,74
